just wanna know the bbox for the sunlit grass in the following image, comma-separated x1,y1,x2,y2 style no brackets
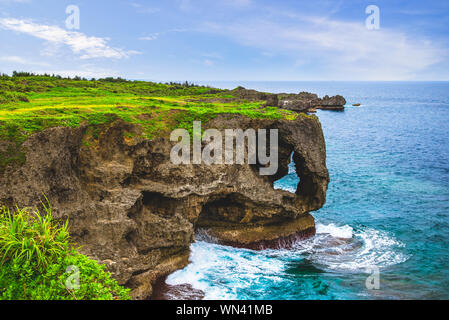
0,75,298,170
0,200,69,271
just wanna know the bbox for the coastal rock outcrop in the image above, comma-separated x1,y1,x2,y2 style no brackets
279,92,319,112
232,87,346,112
278,93,346,112
191,87,346,112
0,114,329,299
316,95,346,110
231,86,270,101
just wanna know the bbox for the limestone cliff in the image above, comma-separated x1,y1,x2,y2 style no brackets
0,113,329,299
230,87,346,112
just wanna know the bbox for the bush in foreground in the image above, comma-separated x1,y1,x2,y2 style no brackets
0,203,130,300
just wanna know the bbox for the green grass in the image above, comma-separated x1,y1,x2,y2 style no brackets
0,201,131,300
0,202,69,269
0,73,299,170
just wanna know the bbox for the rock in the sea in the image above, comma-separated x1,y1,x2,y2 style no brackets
315,95,346,110
0,114,329,299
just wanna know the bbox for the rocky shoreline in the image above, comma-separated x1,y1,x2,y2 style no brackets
0,88,334,299
231,87,347,112
187,87,347,113
150,276,205,300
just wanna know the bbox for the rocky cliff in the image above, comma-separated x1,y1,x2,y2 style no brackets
0,113,329,299
185,87,346,113
278,93,346,112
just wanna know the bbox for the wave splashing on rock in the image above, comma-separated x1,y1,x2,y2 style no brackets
164,222,408,300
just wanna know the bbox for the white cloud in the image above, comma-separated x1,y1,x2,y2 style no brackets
1,55,28,64
33,65,120,79
201,14,446,80
0,55,50,66
138,28,191,41
0,18,139,59
139,33,159,41
130,3,160,14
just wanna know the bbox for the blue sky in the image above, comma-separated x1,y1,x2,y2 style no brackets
1,0,448,81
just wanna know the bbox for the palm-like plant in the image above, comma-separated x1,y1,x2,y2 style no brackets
0,200,70,270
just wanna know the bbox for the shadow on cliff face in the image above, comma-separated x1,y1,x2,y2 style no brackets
125,190,193,257
195,151,302,228
191,116,328,252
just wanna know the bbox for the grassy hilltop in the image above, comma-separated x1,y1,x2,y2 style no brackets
0,72,299,170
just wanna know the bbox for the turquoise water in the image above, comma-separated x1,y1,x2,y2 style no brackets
167,82,449,300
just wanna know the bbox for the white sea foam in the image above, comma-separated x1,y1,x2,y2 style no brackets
289,222,409,271
166,222,409,299
316,223,353,239
273,184,296,193
166,241,285,300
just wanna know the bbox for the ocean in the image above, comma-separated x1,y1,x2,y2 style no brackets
166,81,449,300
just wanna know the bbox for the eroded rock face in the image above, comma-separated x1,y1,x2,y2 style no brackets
264,92,346,112
279,93,346,112
231,86,270,101
190,87,346,112
316,95,346,110
279,92,319,113
0,114,329,299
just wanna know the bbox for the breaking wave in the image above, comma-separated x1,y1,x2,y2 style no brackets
166,222,409,299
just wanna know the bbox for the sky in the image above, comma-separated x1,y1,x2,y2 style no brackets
0,0,449,81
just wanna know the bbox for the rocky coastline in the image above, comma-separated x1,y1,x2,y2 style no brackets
0,85,335,299
230,87,347,112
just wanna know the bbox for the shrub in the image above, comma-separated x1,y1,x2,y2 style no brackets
0,204,69,269
0,203,130,300
0,91,29,104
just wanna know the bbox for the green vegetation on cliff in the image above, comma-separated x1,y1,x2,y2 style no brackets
0,202,130,300
0,73,298,171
